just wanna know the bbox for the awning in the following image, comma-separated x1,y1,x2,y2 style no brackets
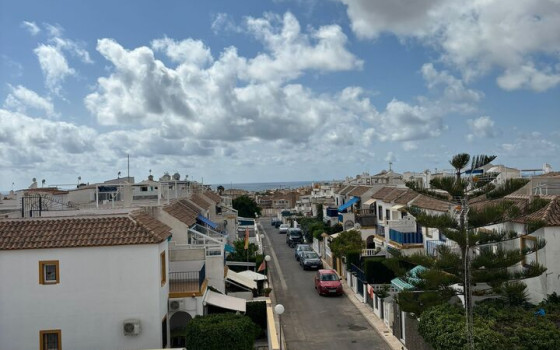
238,270,268,281
197,214,218,229
204,290,246,313
391,277,414,291
363,198,376,206
338,196,359,212
391,204,405,211
226,269,257,290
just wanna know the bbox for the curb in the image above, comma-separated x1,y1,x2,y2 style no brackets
340,279,404,350
321,258,404,350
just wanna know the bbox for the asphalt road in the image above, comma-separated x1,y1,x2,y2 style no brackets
260,218,391,350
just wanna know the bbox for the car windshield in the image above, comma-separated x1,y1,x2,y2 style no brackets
298,245,312,252
304,252,319,259
290,232,302,237
321,273,338,281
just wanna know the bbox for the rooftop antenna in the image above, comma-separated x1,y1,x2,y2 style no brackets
127,154,130,180
388,161,393,172
118,171,121,179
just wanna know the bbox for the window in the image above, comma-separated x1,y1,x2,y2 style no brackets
160,251,167,286
385,209,390,221
40,330,61,350
39,261,59,285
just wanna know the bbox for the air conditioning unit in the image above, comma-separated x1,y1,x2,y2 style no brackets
169,299,184,312
123,319,141,336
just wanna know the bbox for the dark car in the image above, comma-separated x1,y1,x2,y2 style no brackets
314,269,343,296
286,228,303,247
295,244,313,261
300,251,323,270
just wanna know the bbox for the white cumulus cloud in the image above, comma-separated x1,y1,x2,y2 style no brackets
34,44,75,94
340,0,560,91
3,85,56,118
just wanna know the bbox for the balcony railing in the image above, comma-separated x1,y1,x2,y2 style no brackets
389,229,423,245
169,265,206,297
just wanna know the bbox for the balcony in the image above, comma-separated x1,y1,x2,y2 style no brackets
356,209,377,228
169,265,206,298
388,229,423,253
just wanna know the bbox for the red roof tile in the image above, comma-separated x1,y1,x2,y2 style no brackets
348,186,371,197
372,187,398,200
0,212,171,250
163,200,198,226
203,190,221,203
409,194,453,212
513,196,560,226
393,191,420,205
190,194,212,210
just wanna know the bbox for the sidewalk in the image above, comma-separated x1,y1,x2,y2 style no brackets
340,279,404,350
321,258,404,350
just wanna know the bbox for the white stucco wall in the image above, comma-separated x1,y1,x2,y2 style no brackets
0,243,168,350
524,226,560,303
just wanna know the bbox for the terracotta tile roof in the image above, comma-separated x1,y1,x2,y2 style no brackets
409,194,453,212
163,200,198,226
394,190,420,205
190,194,212,210
469,196,530,213
0,212,171,250
179,199,203,215
203,190,221,203
23,188,69,195
339,186,355,195
512,196,560,226
383,188,409,202
348,186,371,197
372,187,398,200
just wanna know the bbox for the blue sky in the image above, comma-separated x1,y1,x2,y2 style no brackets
1,0,559,190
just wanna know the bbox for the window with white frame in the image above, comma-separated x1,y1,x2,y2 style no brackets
39,261,59,285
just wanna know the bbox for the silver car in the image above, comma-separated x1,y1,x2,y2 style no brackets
300,251,323,270
279,224,290,234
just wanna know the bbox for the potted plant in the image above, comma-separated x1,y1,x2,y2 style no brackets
263,287,272,297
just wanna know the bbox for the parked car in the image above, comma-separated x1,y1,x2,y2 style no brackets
286,228,303,247
279,224,289,234
300,251,323,270
294,244,313,261
314,269,343,296
271,217,281,227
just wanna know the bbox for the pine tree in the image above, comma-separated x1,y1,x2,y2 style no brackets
388,153,547,349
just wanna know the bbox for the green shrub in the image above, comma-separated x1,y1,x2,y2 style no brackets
245,301,267,339
185,313,260,350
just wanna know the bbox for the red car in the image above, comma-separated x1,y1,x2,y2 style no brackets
314,269,343,296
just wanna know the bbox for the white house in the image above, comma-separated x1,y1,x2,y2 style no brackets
0,211,173,350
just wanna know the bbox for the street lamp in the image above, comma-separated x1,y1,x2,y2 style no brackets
264,254,271,277
274,304,285,350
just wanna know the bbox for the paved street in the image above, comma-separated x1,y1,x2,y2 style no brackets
260,218,391,350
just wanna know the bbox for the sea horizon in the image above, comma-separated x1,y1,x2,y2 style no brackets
210,180,338,192
0,179,340,196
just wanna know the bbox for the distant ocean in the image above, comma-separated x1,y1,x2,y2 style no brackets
211,181,327,192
